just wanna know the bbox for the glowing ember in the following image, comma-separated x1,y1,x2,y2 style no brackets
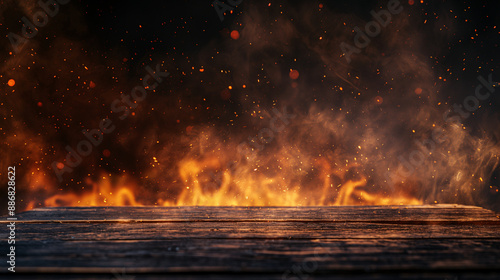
289,69,299,80
220,88,231,100
102,149,111,157
230,30,240,40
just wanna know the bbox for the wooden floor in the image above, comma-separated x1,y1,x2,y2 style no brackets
1,205,500,279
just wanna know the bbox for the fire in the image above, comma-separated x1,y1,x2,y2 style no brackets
161,149,421,206
43,175,140,207
32,106,429,209
38,129,422,208
39,165,420,208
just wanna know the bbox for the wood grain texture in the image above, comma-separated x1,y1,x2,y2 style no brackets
1,205,499,279
10,204,499,222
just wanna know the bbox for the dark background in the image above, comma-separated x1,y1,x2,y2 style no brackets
0,0,499,214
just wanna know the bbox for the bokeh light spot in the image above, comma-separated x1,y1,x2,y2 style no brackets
230,30,240,40
221,89,231,100
103,149,111,157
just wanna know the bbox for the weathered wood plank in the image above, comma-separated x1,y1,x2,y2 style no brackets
6,205,499,223
3,273,500,280
4,239,500,273
1,205,499,279
9,222,500,240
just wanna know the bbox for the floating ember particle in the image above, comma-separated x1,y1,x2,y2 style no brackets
37,102,43,107
56,163,65,169
374,96,383,105
289,69,299,80
89,81,96,88
319,3,323,8
221,88,231,100
408,0,414,5
230,30,240,40
415,87,422,94
490,186,499,194
7,79,15,87
199,68,204,72
103,149,111,157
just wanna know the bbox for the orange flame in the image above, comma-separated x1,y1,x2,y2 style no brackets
38,152,421,209
43,175,140,207
159,152,421,207
35,115,426,208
